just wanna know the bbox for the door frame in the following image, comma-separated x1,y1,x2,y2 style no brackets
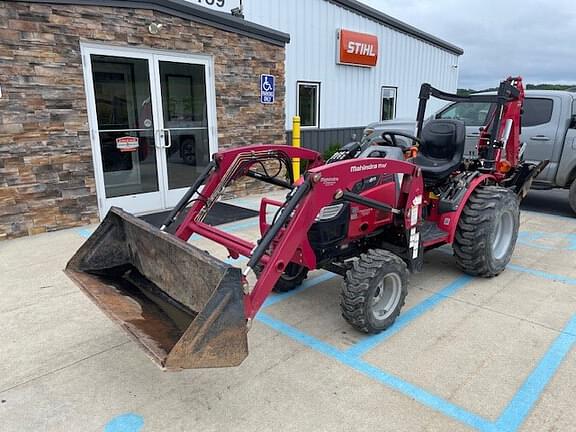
80,43,218,219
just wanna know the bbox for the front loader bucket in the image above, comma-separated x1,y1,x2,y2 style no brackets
65,207,248,370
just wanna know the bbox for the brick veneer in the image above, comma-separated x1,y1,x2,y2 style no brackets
0,2,286,239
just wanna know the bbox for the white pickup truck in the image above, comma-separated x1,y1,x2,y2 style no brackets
364,90,576,214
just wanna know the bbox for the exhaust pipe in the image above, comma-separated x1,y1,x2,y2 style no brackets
65,207,248,370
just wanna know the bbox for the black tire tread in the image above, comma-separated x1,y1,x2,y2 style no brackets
453,185,519,277
273,267,308,293
340,249,408,334
569,180,576,215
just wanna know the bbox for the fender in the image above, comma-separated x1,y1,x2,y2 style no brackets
556,156,576,188
555,132,576,187
441,174,496,243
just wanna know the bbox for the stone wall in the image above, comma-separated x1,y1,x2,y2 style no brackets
0,2,286,239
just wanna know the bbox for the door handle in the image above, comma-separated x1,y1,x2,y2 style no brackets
530,135,550,141
155,129,173,149
163,128,172,149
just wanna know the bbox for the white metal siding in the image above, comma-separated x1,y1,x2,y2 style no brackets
243,0,460,129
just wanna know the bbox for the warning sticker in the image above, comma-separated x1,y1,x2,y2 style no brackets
116,136,139,152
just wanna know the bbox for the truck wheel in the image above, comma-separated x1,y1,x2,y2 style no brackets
453,185,520,277
340,249,408,334
569,181,576,215
273,263,308,293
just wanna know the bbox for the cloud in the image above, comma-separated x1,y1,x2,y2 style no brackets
359,0,576,89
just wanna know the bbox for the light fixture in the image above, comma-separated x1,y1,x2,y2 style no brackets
231,6,244,18
148,23,163,35
231,0,244,18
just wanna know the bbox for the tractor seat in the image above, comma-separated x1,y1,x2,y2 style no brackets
413,119,466,182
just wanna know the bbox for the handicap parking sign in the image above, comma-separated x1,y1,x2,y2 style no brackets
260,74,275,104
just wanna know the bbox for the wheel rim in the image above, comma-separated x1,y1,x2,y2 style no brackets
492,210,514,260
370,273,402,321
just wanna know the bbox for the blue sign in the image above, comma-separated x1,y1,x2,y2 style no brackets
260,74,275,104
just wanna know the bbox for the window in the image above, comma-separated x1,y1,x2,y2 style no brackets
297,82,320,127
380,87,397,120
437,102,493,127
522,98,553,127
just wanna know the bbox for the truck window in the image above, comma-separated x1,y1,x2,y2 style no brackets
522,98,553,127
437,102,492,126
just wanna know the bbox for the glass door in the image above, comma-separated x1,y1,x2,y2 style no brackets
82,46,217,217
153,56,216,208
85,51,164,216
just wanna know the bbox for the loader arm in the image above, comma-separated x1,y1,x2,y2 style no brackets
169,147,424,320
65,145,423,370
243,158,424,318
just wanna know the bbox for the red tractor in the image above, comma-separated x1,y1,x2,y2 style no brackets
66,77,547,370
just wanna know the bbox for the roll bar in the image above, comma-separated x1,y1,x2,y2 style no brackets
415,77,522,141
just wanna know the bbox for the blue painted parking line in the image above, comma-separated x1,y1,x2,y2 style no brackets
495,315,576,431
509,264,576,286
85,209,576,431
104,413,144,432
346,275,473,358
224,256,248,265
517,231,576,251
77,227,94,238
257,311,494,432
262,272,337,308
258,263,576,431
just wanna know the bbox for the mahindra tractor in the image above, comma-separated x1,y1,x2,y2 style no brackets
66,77,547,370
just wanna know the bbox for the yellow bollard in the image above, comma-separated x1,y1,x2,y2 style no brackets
292,115,301,180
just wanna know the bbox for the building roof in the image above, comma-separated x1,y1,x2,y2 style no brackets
329,0,464,55
15,0,291,46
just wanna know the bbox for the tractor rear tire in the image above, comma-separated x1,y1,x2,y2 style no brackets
273,263,308,293
340,249,408,334
453,185,520,277
569,181,576,215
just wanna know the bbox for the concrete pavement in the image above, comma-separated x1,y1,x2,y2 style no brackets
1,197,576,432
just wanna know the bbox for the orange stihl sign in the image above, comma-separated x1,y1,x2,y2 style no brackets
337,29,379,67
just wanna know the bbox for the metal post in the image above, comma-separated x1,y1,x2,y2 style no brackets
292,116,301,179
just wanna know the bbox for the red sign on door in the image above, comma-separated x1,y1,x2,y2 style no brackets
116,136,139,152
337,29,379,67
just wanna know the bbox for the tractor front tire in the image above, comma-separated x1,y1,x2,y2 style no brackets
340,249,408,334
273,263,308,293
454,185,520,277
569,180,576,215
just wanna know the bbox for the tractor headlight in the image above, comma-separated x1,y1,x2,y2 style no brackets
315,203,344,221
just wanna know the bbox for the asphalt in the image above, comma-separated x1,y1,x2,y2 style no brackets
521,188,573,219
0,192,575,432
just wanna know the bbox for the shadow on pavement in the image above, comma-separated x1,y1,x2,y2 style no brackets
521,189,574,219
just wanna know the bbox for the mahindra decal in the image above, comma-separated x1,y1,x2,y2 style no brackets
350,163,387,173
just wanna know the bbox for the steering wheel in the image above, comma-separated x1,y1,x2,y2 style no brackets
381,131,421,151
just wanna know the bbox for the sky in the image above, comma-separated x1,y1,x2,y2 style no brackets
359,0,576,89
